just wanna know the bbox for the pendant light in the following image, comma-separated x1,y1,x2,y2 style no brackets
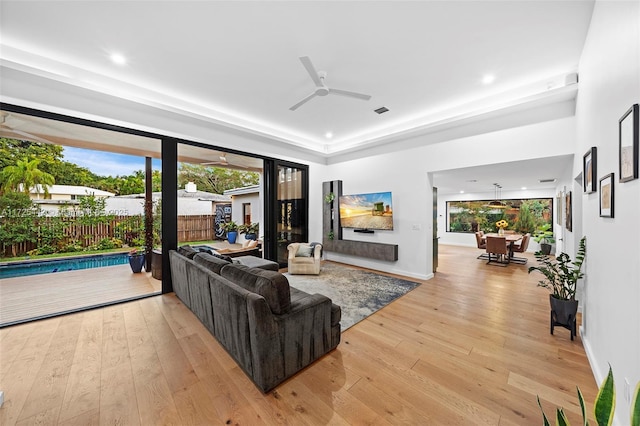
486,183,507,209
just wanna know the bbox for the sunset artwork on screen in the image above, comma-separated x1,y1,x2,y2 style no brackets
339,191,393,230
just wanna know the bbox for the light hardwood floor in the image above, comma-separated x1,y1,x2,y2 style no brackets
0,244,598,425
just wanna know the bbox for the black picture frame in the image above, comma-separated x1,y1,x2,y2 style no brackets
565,191,572,231
599,173,614,218
583,147,597,193
619,104,639,183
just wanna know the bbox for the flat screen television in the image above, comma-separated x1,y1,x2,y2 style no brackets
339,191,393,230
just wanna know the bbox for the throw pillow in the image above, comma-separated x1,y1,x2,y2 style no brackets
212,252,233,263
296,244,313,257
247,240,258,248
193,252,229,274
177,245,198,259
242,240,251,248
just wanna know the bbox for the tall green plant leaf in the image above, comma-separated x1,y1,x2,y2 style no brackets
632,382,640,426
557,408,570,426
537,396,551,426
578,386,589,426
594,366,615,426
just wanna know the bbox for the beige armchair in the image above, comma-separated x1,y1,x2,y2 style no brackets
287,243,322,275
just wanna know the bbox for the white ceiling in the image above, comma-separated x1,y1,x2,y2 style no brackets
0,0,594,156
433,155,574,195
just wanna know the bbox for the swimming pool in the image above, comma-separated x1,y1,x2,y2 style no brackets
0,253,131,279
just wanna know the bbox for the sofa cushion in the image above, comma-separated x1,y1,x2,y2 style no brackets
290,287,341,327
220,264,291,314
212,252,233,263
193,252,230,275
177,245,198,259
235,255,279,271
295,244,313,257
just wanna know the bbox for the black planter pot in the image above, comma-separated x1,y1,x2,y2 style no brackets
128,254,146,273
540,243,552,255
549,294,578,340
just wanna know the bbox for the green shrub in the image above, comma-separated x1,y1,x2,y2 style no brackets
37,244,56,255
60,241,83,253
97,237,123,250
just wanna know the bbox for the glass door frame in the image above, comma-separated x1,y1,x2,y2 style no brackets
263,159,309,267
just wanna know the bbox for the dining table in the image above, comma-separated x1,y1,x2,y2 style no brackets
484,233,523,259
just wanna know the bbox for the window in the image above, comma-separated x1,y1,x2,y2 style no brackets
447,198,553,233
243,203,252,225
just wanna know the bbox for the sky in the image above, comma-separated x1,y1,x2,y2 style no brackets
62,146,161,177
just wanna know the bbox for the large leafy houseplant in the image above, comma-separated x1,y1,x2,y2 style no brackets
238,222,259,240
221,220,239,244
528,236,586,301
533,223,556,255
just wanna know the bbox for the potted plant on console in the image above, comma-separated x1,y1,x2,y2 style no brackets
528,236,586,340
532,223,555,255
128,247,146,273
221,220,239,244
238,222,259,240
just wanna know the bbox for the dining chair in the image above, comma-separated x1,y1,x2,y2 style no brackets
475,231,489,259
486,235,509,266
510,233,530,264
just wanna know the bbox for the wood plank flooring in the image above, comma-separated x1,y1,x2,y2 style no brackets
0,264,161,326
0,244,598,425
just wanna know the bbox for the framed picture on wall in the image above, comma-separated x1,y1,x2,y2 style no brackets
599,173,614,218
583,147,597,193
565,191,572,231
619,104,639,183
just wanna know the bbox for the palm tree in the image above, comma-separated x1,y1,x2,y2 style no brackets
0,157,55,197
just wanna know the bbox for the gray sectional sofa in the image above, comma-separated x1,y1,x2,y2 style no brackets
169,248,341,392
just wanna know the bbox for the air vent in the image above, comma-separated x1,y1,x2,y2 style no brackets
374,107,389,114
538,178,557,183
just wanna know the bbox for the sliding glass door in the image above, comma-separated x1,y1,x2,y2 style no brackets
264,160,308,267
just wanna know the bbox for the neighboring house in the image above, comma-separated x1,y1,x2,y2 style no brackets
224,184,262,242
28,184,115,214
105,181,231,216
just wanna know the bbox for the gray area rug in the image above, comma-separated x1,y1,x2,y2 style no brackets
285,262,421,331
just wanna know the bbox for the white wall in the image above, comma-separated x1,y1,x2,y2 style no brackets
437,188,557,252
105,197,218,216
229,192,261,243
322,114,576,279
575,1,640,423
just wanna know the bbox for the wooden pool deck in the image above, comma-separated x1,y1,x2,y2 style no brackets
0,264,161,327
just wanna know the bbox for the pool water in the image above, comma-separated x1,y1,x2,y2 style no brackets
0,253,131,279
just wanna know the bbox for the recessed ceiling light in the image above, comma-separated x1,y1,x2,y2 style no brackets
460,190,465,194
521,187,527,190
325,132,333,139
110,53,126,65
482,74,495,85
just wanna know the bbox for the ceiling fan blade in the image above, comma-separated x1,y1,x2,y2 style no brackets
289,92,318,111
329,88,372,101
299,56,323,87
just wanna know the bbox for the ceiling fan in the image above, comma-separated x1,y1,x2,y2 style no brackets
289,56,372,111
201,153,254,170
201,153,232,167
